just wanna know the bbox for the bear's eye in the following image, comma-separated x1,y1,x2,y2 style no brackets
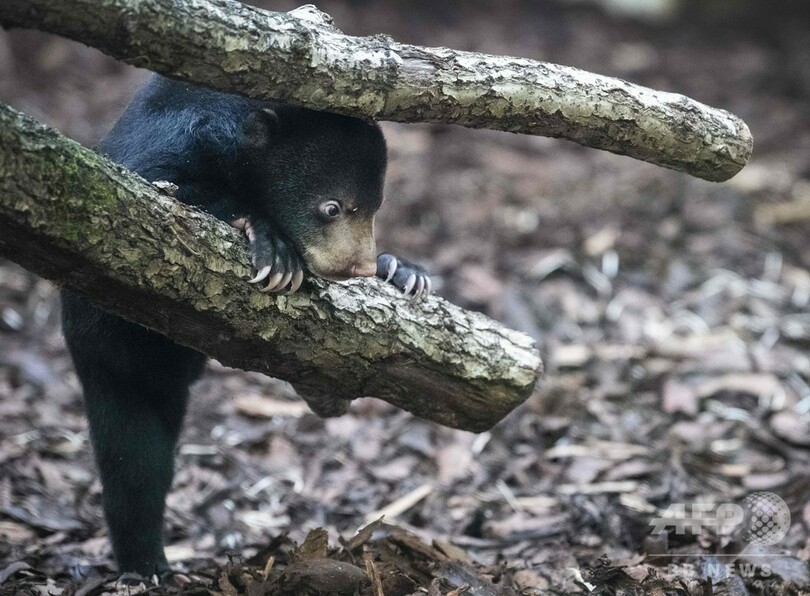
319,201,342,219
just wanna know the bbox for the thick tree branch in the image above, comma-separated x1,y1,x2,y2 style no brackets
0,0,751,182
0,104,542,432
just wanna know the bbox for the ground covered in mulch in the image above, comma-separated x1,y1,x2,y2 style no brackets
2,1,810,594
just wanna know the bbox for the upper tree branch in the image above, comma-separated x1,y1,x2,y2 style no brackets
0,104,541,432
0,0,752,182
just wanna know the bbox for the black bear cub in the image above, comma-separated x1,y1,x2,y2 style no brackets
61,75,430,579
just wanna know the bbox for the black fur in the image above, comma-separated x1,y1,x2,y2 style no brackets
61,75,428,578
97,76,387,249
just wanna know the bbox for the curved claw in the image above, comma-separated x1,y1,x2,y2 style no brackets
249,266,272,284
260,272,284,292
403,273,417,296
424,276,432,296
385,258,397,283
271,271,294,293
288,269,304,294
413,276,425,300
244,221,256,244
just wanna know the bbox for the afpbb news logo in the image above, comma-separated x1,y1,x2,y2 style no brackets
649,491,791,545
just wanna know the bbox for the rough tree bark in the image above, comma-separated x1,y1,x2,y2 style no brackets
0,104,542,432
0,0,752,182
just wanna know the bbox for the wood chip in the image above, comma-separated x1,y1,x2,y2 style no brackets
556,481,639,495
232,394,311,418
364,483,434,524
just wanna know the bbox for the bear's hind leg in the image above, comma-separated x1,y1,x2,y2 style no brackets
62,290,205,578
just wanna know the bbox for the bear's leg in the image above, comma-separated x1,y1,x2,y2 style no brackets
61,290,206,578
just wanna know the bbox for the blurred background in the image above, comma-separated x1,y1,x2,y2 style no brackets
1,0,809,592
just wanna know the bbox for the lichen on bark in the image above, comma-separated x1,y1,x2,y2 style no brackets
0,0,752,181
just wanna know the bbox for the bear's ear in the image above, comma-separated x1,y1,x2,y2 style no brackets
241,108,279,150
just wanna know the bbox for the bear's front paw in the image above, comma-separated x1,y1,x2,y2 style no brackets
377,253,431,299
232,217,305,293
